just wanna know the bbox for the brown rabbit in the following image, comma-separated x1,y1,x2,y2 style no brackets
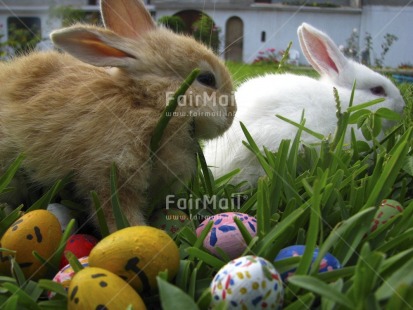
0,0,236,231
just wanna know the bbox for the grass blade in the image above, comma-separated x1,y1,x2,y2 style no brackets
157,276,200,310
150,68,200,156
110,163,129,230
185,247,225,269
0,153,24,194
288,275,354,308
375,258,413,301
91,191,110,238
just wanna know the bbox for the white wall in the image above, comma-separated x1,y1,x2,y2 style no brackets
1,3,411,67
360,5,413,67
157,5,413,68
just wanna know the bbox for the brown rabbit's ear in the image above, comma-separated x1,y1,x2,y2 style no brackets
51,26,136,68
100,0,156,39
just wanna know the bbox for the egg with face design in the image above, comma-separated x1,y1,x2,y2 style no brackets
0,209,62,280
88,226,179,292
67,267,146,309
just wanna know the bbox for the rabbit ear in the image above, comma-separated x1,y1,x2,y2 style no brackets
51,26,136,68
298,23,347,80
100,0,156,39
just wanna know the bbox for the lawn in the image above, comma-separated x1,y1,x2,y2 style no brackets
0,63,413,309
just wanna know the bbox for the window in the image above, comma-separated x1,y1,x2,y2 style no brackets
261,31,266,42
7,17,41,55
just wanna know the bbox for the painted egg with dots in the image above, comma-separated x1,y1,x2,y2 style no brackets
210,255,284,309
274,245,341,281
0,209,62,280
48,256,89,299
67,266,146,310
88,226,179,292
196,212,257,259
149,208,192,236
369,199,403,234
60,234,99,268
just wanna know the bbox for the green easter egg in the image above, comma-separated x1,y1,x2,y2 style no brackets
149,208,191,236
370,199,403,233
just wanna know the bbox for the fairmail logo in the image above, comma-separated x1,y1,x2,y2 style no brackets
165,91,236,107
165,194,244,211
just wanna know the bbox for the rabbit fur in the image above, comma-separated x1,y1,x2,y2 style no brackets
0,0,236,231
204,23,404,188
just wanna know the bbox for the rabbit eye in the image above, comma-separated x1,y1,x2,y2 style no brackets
197,72,216,88
370,86,387,97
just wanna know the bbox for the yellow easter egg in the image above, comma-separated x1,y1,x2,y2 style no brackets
89,226,180,292
67,267,146,309
0,209,62,280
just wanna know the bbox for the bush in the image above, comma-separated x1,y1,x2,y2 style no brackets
6,23,41,56
158,16,186,33
49,5,101,27
0,32,6,58
253,47,284,65
192,14,220,53
341,28,398,68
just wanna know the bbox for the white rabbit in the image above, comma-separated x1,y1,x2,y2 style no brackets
204,22,404,188
0,0,236,231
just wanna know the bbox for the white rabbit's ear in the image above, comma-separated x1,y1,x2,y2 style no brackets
298,23,347,80
100,0,156,39
51,26,136,68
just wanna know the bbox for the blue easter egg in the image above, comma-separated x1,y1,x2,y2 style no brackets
274,245,341,281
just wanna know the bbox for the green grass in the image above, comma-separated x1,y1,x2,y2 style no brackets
0,63,413,309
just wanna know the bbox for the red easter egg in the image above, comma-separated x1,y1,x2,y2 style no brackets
60,234,98,268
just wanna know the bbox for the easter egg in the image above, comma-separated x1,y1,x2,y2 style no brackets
68,267,146,309
369,199,403,234
48,256,89,299
210,255,284,309
196,212,257,259
149,208,191,236
60,234,98,268
0,210,62,279
47,203,78,232
274,245,341,281
88,226,179,292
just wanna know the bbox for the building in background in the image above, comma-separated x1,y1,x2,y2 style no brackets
0,0,412,68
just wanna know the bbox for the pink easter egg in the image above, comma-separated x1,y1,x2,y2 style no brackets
48,256,89,299
196,212,257,259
